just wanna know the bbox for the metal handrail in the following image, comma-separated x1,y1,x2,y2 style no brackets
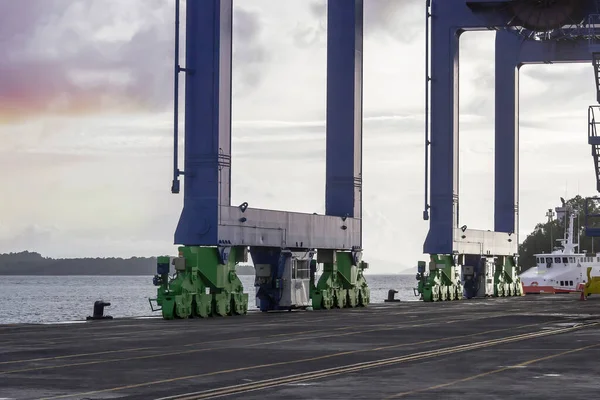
589,106,600,193
589,106,599,140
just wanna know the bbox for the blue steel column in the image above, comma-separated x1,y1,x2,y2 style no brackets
494,32,593,235
326,0,363,227
494,32,521,235
423,3,461,255
174,0,233,246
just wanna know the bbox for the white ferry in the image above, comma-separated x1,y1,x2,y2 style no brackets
519,204,600,294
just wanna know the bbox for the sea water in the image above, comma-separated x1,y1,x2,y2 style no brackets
0,274,418,324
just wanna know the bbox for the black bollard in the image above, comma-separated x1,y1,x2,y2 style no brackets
384,289,400,303
86,300,114,320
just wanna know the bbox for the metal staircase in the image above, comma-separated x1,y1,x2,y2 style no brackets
592,52,600,103
588,106,600,192
594,53,600,102
584,8,600,237
588,14,600,102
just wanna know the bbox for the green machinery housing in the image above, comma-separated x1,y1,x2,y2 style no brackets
414,254,523,302
150,246,370,319
310,250,370,310
149,246,249,319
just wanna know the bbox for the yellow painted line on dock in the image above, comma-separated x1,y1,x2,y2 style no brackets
4,311,438,365
34,320,576,400
0,308,388,338
0,319,427,366
156,323,600,400
0,308,437,345
0,304,515,347
0,346,158,366
0,327,348,366
385,342,600,398
0,312,505,371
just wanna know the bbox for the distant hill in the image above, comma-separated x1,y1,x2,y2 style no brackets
400,267,417,275
0,251,256,276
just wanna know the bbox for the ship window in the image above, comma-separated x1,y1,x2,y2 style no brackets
569,257,575,263
555,257,561,263
546,257,552,264
560,281,564,286
570,281,573,286
562,257,568,263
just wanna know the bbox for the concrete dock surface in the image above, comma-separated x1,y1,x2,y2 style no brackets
1,295,600,399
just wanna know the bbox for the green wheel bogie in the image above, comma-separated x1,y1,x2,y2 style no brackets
152,246,249,320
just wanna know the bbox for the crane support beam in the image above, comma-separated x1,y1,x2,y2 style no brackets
425,0,599,257
326,0,363,221
151,0,369,319
418,0,600,302
495,30,594,236
173,0,362,250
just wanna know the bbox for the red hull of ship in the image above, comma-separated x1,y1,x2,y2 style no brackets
523,283,584,294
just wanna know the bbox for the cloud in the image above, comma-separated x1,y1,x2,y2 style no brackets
233,8,269,96
0,1,269,123
363,0,423,42
0,223,175,258
1,1,598,274
0,0,171,122
457,31,595,119
292,1,327,48
299,0,424,47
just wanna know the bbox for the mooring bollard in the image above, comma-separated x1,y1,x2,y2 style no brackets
384,289,400,303
86,300,114,320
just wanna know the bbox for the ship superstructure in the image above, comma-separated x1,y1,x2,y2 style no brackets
520,203,600,294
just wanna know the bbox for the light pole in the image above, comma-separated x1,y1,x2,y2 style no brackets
546,208,555,252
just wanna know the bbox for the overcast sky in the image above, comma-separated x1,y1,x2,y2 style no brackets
0,0,597,274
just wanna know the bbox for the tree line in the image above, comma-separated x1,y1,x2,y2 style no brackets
518,195,600,271
0,251,255,276
3,195,598,276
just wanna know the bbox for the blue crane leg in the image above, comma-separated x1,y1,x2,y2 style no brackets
174,0,233,246
494,30,593,235
494,32,520,235
423,1,597,258
423,11,461,255
326,0,363,225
